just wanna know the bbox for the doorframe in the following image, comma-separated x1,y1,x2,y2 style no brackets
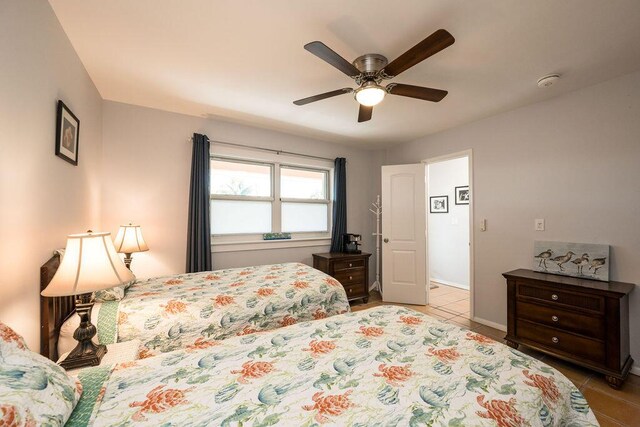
422,149,474,319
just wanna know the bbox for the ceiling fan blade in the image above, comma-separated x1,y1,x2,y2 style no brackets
358,105,373,122
304,41,361,78
293,88,353,106
387,83,448,102
382,29,455,78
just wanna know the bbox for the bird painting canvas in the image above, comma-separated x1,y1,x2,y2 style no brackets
533,241,610,282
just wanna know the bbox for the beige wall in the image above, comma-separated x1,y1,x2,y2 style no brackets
382,71,640,368
0,1,103,350
101,101,377,282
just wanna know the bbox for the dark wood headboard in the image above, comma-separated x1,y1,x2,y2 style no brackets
40,252,76,361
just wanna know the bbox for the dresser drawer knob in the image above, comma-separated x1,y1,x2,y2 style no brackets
349,263,353,267
552,337,559,344
349,276,353,280
551,294,559,301
348,288,352,294
551,315,559,322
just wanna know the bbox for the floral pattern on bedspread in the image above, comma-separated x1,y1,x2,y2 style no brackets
113,263,349,357
74,306,598,426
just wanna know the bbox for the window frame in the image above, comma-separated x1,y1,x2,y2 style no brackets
210,154,333,245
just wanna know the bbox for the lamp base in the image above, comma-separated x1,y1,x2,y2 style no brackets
59,294,108,370
60,342,107,370
123,253,133,270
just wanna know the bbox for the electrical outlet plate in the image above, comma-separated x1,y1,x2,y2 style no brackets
535,219,545,231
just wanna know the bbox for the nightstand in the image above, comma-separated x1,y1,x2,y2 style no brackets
313,252,371,303
57,340,140,376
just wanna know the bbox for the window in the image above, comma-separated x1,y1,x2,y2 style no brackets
280,167,329,232
210,158,331,238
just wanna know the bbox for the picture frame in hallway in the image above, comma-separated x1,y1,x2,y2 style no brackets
455,186,469,205
55,100,80,166
429,195,448,213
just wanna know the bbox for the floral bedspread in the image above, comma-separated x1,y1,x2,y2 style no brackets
99,263,350,357
69,305,598,426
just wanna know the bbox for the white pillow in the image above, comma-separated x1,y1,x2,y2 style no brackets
58,302,102,357
0,322,81,425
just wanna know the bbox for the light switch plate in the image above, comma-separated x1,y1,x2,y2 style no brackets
480,219,487,232
535,219,545,231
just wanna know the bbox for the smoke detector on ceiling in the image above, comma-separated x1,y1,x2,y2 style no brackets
537,74,561,88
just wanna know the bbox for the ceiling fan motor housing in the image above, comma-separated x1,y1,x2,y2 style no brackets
353,54,388,74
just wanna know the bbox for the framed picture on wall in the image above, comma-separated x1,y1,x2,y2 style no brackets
429,195,448,213
455,186,470,204
55,100,80,166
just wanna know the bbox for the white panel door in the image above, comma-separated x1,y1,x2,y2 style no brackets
381,164,427,305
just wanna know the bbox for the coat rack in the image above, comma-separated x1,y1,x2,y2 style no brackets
370,195,382,293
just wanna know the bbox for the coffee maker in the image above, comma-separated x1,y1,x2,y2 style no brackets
343,233,362,254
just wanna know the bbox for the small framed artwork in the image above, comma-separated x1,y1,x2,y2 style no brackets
455,186,470,205
429,195,448,213
55,100,80,165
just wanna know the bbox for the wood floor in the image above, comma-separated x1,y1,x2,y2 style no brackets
351,290,640,426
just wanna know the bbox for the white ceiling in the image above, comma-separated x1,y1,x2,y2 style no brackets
49,0,640,149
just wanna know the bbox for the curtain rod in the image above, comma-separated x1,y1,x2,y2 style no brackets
188,137,336,163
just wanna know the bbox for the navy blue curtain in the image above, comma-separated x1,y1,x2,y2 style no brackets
186,133,212,272
330,157,347,252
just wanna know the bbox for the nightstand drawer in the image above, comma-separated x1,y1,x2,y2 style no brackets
335,269,365,286
333,259,365,271
517,282,604,313
343,283,366,299
516,301,604,339
517,319,605,364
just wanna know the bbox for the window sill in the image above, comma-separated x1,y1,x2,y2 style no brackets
211,237,331,253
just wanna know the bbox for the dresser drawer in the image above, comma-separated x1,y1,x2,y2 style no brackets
333,259,365,271
335,269,365,286
517,319,605,364
516,301,604,339
517,281,604,313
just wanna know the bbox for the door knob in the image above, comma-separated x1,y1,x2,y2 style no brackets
383,238,389,243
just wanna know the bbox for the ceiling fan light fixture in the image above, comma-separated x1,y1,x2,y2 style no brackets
355,82,386,107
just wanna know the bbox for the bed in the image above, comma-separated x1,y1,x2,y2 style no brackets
66,305,599,426
40,254,350,360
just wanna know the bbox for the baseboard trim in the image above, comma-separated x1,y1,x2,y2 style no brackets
472,316,507,332
631,365,640,377
430,278,469,290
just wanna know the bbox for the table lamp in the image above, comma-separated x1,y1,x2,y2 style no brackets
113,223,149,270
41,231,135,370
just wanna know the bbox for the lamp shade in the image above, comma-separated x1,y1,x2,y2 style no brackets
113,223,149,254
41,231,135,297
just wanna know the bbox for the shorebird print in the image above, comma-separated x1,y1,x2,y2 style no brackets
589,257,607,275
534,249,554,269
552,251,575,271
571,253,590,275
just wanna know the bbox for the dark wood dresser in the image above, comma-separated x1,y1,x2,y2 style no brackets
313,252,371,303
503,269,635,388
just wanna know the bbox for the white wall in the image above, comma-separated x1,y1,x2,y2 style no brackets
101,101,377,281
0,1,103,350
382,71,640,368
428,157,469,289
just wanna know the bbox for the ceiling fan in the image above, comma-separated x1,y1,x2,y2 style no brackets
293,29,455,123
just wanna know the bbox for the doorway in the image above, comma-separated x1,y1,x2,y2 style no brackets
379,152,473,315
425,153,472,319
